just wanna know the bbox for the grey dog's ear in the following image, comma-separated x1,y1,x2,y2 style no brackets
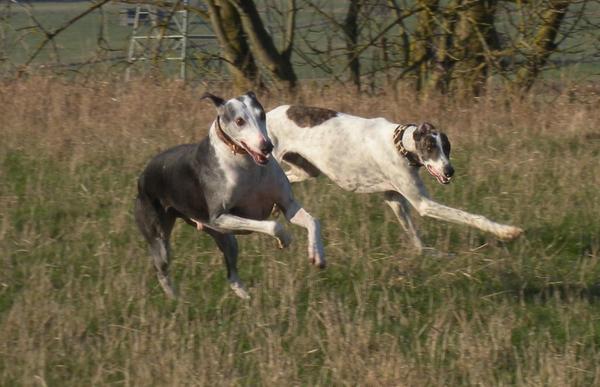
201,92,225,107
245,91,257,100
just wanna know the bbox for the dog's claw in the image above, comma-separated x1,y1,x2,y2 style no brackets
498,226,524,241
275,229,292,249
230,282,250,299
309,251,326,268
158,276,177,299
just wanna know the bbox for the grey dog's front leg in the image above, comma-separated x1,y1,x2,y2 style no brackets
283,200,326,268
210,214,292,248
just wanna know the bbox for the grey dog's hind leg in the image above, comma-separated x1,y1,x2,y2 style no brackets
134,195,177,298
203,228,249,299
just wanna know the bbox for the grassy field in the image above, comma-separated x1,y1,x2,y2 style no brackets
1,77,600,385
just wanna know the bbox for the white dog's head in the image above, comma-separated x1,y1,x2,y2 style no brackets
413,123,454,184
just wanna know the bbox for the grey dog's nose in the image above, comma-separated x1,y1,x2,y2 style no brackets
444,165,455,178
261,141,274,155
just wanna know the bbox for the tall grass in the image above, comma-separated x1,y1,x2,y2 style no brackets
1,77,599,385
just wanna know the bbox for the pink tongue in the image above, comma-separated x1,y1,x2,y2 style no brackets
427,166,444,182
253,152,267,163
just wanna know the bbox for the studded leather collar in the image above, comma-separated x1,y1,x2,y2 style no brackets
393,124,422,167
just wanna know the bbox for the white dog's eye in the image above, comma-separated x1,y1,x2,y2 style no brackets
235,117,245,126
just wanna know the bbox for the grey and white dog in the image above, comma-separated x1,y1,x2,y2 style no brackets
266,105,523,253
135,93,325,299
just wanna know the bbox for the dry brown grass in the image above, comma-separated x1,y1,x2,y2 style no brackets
1,76,599,386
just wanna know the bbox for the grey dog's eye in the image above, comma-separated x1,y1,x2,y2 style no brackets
235,117,245,126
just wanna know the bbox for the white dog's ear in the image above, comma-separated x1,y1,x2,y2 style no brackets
201,92,226,115
420,122,435,131
245,91,257,100
413,122,434,141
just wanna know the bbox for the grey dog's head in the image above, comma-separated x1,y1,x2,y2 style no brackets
412,123,454,184
202,91,273,166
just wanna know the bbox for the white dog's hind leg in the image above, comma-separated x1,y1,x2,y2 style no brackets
279,152,321,183
285,166,315,183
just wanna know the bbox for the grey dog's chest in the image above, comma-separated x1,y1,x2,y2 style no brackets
218,163,281,220
229,190,277,219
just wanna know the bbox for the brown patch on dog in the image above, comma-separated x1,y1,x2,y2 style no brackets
286,105,338,127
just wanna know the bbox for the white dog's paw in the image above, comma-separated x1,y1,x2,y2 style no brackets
498,226,524,241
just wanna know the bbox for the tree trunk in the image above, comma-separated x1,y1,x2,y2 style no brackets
515,0,570,92
229,0,298,91
411,0,439,91
426,0,460,95
206,0,260,91
449,0,499,97
344,0,362,91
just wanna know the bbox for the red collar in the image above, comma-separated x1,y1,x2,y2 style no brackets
215,116,246,155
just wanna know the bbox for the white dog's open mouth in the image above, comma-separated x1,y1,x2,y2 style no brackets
241,141,270,165
426,165,451,185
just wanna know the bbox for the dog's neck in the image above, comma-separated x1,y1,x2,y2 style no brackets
210,116,246,156
208,120,248,164
393,124,421,167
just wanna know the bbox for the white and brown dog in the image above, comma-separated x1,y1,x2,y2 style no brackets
266,105,523,253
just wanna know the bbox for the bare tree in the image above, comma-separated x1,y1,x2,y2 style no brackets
514,0,572,91
1,0,597,97
344,0,363,91
206,0,260,90
228,0,297,90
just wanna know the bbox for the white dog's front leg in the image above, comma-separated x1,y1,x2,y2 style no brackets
211,214,292,248
416,198,523,240
383,191,424,253
394,172,522,240
283,201,326,268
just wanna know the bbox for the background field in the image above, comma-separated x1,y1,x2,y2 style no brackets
3,1,599,82
1,77,599,385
